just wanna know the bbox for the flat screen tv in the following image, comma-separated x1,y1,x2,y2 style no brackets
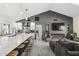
51,23,64,31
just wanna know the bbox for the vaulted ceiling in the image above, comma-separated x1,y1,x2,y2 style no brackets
0,3,79,23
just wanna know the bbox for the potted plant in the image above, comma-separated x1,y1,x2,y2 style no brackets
66,30,77,40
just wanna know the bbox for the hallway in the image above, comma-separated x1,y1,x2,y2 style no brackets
29,38,55,56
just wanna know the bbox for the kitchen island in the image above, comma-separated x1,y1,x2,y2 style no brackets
0,33,34,56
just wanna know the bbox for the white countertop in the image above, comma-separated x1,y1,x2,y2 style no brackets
0,33,33,56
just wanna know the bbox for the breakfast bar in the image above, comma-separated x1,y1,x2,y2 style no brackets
0,33,34,56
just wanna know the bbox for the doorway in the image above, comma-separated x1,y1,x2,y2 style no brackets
36,25,42,39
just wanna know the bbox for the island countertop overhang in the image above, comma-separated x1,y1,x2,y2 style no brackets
0,33,34,56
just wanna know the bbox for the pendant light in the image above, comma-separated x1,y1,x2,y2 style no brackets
25,9,28,20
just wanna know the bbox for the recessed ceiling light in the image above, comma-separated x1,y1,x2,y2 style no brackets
19,11,23,15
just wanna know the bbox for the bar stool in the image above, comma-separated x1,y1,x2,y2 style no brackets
23,41,29,47
7,50,18,56
17,44,25,49
16,44,26,56
24,41,33,56
24,40,29,44
29,39,33,47
27,37,32,41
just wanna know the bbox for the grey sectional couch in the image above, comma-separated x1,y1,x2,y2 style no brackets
49,39,79,56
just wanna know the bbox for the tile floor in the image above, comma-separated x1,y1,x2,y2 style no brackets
28,37,55,56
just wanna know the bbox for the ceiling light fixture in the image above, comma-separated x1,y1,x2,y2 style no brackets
19,11,23,15
25,9,28,20
25,17,28,20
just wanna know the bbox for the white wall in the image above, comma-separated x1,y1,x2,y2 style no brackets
29,11,73,35
73,16,79,37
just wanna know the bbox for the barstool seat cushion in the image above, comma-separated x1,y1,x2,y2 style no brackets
8,50,18,56
24,41,29,44
17,44,25,49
